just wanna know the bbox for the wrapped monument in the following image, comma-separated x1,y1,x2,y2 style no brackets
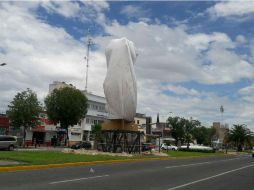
103,37,137,124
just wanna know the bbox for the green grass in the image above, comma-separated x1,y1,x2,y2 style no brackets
0,150,227,167
0,151,132,166
163,150,226,158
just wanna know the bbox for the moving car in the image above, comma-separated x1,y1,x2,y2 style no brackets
161,143,178,151
71,141,92,150
0,135,17,151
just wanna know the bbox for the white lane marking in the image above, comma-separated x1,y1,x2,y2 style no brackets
167,163,254,190
165,157,242,169
49,174,109,185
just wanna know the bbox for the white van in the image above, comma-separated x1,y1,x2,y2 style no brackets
0,135,17,151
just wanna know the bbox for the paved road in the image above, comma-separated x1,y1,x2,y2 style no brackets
0,155,253,190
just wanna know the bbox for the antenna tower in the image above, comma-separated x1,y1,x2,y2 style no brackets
84,29,93,91
220,105,224,126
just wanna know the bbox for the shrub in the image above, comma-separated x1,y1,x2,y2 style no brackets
179,148,215,153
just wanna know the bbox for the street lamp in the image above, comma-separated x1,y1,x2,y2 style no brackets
0,63,7,66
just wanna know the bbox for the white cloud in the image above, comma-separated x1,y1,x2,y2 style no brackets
120,5,149,19
160,84,201,97
236,35,247,44
239,83,254,103
0,2,106,106
186,32,233,51
96,21,254,85
41,1,81,18
40,0,109,24
207,1,254,18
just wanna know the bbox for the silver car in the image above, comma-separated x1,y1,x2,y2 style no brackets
0,135,17,151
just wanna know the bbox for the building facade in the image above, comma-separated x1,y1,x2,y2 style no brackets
211,122,229,148
25,112,58,146
49,81,75,93
80,91,107,141
0,114,9,135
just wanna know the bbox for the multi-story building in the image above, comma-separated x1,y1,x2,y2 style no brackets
80,91,107,141
211,122,229,148
0,114,9,135
134,113,151,135
49,81,75,93
24,112,58,146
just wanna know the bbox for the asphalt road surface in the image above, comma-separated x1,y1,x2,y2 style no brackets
0,154,253,190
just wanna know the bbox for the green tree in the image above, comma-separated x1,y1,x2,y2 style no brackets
7,89,42,147
193,126,208,145
44,87,88,144
91,123,102,148
193,126,216,146
184,118,201,149
207,127,217,146
168,116,185,146
92,123,102,139
226,124,252,151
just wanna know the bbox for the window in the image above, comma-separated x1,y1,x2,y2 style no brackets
137,120,139,124
0,136,16,141
86,118,89,123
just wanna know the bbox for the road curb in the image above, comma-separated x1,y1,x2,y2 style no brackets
0,157,174,172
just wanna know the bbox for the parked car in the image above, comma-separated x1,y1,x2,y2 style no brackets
141,143,156,151
0,135,17,151
71,141,92,150
161,143,178,151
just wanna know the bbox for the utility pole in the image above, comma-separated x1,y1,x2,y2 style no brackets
84,29,93,91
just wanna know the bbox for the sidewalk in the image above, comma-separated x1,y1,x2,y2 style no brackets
16,146,64,152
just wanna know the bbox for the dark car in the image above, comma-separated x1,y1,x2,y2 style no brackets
71,141,92,150
141,143,155,152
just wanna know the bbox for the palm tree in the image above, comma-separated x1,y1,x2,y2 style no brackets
227,124,252,151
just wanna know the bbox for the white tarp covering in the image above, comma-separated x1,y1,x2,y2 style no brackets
103,38,137,122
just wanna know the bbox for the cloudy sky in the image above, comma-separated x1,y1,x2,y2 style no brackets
0,1,254,129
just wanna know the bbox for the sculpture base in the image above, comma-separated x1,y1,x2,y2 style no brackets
97,130,142,153
101,119,138,131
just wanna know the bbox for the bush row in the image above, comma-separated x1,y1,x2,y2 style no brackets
179,148,215,153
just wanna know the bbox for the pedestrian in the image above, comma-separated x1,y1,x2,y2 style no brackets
33,137,37,148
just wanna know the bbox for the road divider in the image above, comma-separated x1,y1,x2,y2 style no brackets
0,157,174,172
0,154,234,172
